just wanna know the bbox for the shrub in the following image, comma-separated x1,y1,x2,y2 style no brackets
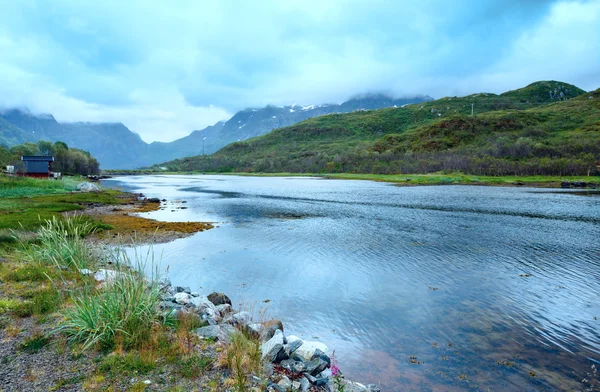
59,248,164,350
18,216,99,271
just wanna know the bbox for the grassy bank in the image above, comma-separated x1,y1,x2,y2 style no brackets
0,175,212,243
0,216,237,391
0,179,253,391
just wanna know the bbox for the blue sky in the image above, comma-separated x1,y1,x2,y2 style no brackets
1,0,599,142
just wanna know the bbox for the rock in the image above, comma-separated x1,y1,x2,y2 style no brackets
216,303,233,317
94,269,127,283
77,182,100,192
190,295,221,321
280,359,306,373
314,377,329,387
284,339,303,357
311,349,330,366
261,330,285,362
292,337,329,362
303,373,317,384
366,384,381,392
207,292,232,306
267,384,283,392
305,358,328,376
147,197,161,203
247,323,266,339
196,325,221,340
261,319,284,331
143,380,152,385
225,311,251,328
219,324,238,344
277,376,292,392
260,325,280,342
175,286,191,294
300,377,310,392
196,324,237,343
78,268,94,276
341,380,374,392
292,381,301,390
318,368,332,378
174,292,192,304
190,292,200,297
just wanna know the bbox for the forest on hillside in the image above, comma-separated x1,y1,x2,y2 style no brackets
0,140,100,176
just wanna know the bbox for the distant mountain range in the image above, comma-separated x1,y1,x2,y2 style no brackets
153,81,599,177
0,94,432,169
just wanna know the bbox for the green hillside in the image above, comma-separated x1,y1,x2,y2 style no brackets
0,117,34,146
154,81,599,176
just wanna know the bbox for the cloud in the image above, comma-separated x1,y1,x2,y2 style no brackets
0,0,598,142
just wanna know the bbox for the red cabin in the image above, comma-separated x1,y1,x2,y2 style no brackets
21,156,54,178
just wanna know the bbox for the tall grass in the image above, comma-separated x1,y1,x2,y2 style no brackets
222,332,261,392
17,216,98,270
59,246,165,350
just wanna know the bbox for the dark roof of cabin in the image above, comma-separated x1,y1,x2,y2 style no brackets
21,156,54,162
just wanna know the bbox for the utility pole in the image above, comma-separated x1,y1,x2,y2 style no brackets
203,137,206,155
471,103,474,116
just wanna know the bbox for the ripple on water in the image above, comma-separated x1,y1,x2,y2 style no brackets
102,176,600,391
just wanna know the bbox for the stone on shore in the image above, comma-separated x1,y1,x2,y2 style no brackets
287,335,328,361
261,330,285,362
94,269,127,283
77,182,100,192
247,323,266,339
215,304,233,317
175,286,191,294
207,292,232,306
196,324,237,343
225,310,251,328
174,292,192,305
284,339,303,357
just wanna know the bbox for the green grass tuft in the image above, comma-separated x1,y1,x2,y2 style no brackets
19,332,51,352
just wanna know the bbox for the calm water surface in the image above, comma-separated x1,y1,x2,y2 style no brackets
103,175,600,391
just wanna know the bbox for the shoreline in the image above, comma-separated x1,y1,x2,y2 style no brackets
103,170,600,189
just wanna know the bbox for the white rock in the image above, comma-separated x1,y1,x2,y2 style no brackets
77,182,100,192
78,268,94,276
143,380,152,385
174,292,192,304
293,339,329,362
190,295,221,320
94,269,127,283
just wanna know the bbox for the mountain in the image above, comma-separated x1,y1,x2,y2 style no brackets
168,94,433,160
0,108,150,169
0,94,432,169
154,81,598,177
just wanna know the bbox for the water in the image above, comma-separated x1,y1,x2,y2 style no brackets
102,175,600,391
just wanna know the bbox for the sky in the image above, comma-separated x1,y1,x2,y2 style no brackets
0,0,599,143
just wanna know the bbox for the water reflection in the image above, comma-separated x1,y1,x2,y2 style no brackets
103,175,600,391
